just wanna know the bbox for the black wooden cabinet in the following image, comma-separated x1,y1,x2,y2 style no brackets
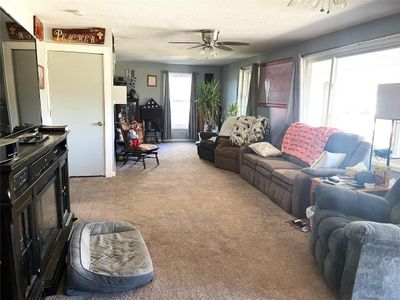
1,127,74,300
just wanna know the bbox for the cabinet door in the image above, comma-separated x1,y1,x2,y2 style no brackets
14,192,40,299
60,159,71,226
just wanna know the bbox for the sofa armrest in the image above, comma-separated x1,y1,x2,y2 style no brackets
301,167,346,177
315,184,391,222
216,136,233,147
345,221,400,247
199,132,218,140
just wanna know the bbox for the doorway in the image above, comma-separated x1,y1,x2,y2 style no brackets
48,51,105,176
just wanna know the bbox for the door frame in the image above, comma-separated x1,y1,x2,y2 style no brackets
46,43,114,177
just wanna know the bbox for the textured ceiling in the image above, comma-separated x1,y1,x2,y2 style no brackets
20,0,400,65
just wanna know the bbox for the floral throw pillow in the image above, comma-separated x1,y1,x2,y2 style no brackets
248,117,270,143
230,116,256,146
249,142,281,157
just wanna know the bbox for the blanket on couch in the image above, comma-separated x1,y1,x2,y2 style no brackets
281,122,337,165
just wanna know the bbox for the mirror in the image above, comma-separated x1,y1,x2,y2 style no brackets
0,8,42,138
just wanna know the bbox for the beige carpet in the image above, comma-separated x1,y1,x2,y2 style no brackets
47,142,335,300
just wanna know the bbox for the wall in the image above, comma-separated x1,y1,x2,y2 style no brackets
115,60,221,106
0,1,116,176
220,12,400,114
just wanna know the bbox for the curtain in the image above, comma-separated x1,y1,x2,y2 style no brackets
162,71,172,140
246,63,260,116
188,72,197,140
273,55,301,147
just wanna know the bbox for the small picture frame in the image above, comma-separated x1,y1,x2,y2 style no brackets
147,75,157,87
38,65,45,89
33,16,44,41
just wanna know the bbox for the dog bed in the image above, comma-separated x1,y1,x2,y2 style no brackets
66,221,154,295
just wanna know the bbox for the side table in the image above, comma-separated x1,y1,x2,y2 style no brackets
309,177,390,205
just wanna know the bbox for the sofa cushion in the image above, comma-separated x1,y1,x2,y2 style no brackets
327,228,348,263
198,139,216,150
272,169,299,186
217,145,239,159
242,152,260,168
257,157,302,173
255,165,273,178
281,153,310,168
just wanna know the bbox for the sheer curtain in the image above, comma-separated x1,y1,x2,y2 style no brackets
188,72,197,140
162,71,172,140
246,63,260,116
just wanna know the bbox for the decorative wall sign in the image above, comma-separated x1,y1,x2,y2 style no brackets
6,22,33,40
38,65,45,89
52,28,106,44
147,75,157,87
259,58,293,108
33,16,44,41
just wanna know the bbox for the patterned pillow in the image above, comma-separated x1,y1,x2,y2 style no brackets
230,116,256,146
249,142,281,157
248,117,270,143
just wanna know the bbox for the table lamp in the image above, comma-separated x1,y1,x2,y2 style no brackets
370,83,400,168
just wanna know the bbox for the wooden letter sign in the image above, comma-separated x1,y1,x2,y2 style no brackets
52,28,106,44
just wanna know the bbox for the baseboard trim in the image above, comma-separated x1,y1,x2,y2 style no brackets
164,139,195,142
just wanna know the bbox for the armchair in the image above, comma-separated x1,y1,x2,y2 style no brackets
197,132,228,163
311,179,400,300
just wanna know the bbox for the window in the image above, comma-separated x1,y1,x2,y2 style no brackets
237,66,252,115
169,72,192,129
301,46,400,150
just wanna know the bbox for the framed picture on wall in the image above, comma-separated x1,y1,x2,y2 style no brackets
33,16,44,41
38,65,45,89
147,75,157,87
259,58,293,108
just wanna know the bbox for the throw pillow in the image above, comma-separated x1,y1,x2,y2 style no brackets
249,142,281,157
311,151,347,168
219,117,237,137
229,116,256,146
248,117,270,143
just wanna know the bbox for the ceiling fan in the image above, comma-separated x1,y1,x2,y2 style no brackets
168,29,250,58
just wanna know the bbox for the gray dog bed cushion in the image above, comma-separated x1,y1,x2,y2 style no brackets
66,221,154,295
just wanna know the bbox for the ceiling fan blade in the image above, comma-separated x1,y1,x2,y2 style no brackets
188,44,203,50
218,41,250,46
215,44,233,51
168,41,201,44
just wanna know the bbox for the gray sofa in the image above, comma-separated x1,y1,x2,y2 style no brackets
240,131,370,217
311,180,400,300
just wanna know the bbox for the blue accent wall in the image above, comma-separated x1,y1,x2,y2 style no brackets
220,12,400,114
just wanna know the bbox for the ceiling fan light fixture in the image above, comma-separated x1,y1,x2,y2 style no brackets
199,45,219,59
289,0,347,14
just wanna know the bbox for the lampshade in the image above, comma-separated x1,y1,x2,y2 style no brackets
112,85,127,104
376,83,400,120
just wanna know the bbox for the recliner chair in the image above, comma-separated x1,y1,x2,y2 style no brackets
311,179,400,300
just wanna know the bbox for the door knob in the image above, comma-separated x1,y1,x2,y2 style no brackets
97,121,103,126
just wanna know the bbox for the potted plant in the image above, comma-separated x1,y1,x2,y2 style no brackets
227,102,238,117
196,80,222,132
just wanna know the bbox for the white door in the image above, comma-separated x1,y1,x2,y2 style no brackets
48,51,105,176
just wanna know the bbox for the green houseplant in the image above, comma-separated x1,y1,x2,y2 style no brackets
196,80,222,131
227,102,239,117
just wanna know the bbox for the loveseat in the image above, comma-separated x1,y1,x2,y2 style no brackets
240,124,370,217
311,180,400,299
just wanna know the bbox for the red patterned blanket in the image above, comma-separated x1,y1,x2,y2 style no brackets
281,123,338,166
